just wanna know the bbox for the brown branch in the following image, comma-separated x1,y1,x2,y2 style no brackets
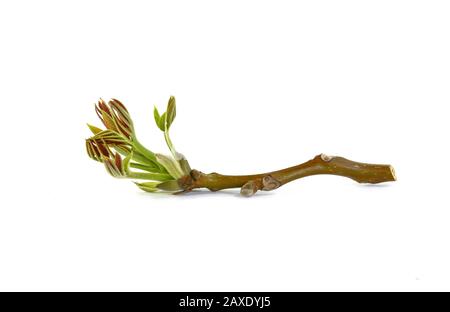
178,154,396,196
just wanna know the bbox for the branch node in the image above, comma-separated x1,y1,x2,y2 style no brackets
262,175,281,191
389,165,397,181
190,169,204,181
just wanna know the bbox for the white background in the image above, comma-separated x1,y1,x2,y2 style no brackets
0,0,449,291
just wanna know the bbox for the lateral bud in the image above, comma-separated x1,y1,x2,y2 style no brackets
241,181,258,197
262,175,281,191
320,153,335,162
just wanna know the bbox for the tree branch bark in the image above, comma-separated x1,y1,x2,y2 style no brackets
178,154,396,196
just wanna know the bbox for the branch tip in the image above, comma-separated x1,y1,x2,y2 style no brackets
389,165,397,181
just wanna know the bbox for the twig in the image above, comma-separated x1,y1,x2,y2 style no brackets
178,154,396,196
86,97,396,197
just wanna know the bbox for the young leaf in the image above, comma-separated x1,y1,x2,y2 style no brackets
95,98,134,139
102,153,124,178
166,96,176,129
179,158,192,176
156,180,182,192
155,154,185,179
134,181,160,193
153,106,163,131
129,162,160,172
122,151,133,175
158,112,167,132
87,124,103,135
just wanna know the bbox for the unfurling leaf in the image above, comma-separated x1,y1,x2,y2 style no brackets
102,153,126,178
166,96,176,129
134,181,160,193
155,154,185,179
95,98,134,139
129,162,160,172
158,112,166,132
153,106,162,131
85,129,131,162
156,180,182,192
87,124,103,135
122,151,133,175
178,156,192,176
135,180,182,193
86,137,113,161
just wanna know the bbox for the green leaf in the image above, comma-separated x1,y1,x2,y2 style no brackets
87,124,103,135
178,157,192,176
128,171,173,181
158,112,166,132
122,151,133,175
86,140,100,161
91,129,129,146
156,180,182,192
129,162,160,172
101,111,118,132
134,181,160,193
153,106,163,131
166,96,176,129
155,154,185,179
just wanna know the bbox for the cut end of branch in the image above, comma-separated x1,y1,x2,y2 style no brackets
389,165,397,181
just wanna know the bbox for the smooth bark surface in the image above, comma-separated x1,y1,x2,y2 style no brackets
178,154,396,196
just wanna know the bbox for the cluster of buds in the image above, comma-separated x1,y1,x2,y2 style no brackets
85,96,191,193
102,152,131,178
85,128,132,162
95,98,134,140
